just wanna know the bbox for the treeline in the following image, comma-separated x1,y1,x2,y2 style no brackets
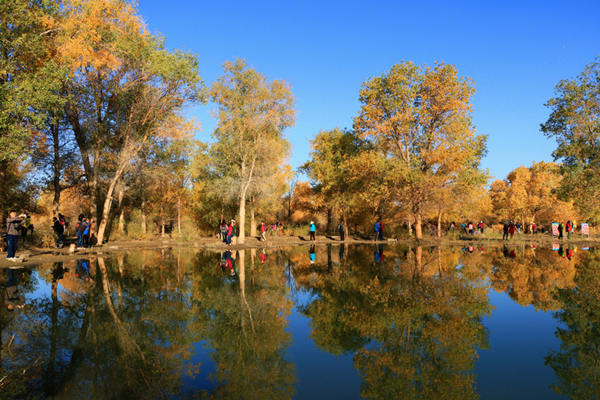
1,0,599,244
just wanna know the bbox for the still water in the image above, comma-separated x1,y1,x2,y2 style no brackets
0,244,597,399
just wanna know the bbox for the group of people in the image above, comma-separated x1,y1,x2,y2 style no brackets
502,221,521,240
450,221,486,235
52,213,96,248
556,220,576,240
75,214,95,248
219,220,236,245
259,221,283,241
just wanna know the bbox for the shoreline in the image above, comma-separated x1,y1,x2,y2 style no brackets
1,234,597,269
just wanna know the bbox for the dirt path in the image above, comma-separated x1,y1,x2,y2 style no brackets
1,233,598,269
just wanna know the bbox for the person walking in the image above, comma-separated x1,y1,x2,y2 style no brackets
260,222,267,241
566,220,573,239
82,218,91,247
478,221,485,234
508,221,515,239
226,220,235,246
502,221,509,240
76,214,85,248
220,220,228,243
5,211,22,260
558,222,564,239
309,221,316,241
374,221,381,241
52,216,65,248
338,221,345,241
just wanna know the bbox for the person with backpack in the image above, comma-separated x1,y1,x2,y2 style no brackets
52,216,65,248
220,220,228,243
82,218,91,247
374,221,381,241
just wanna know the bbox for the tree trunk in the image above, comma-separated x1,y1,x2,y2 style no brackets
51,123,61,213
141,201,147,234
160,207,165,238
343,211,348,240
117,188,125,233
177,196,181,235
408,220,413,236
415,213,423,240
437,210,442,238
95,164,127,245
250,206,256,237
326,208,332,234
238,191,246,244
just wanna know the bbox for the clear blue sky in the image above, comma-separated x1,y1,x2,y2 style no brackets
138,0,599,181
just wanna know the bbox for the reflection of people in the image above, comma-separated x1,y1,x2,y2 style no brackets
374,244,384,263
220,250,236,275
309,245,316,264
260,249,267,263
52,262,68,282
75,259,92,282
4,268,25,311
339,244,345,262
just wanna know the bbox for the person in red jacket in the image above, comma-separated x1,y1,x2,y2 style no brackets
226,220,235,246
260,222,267,241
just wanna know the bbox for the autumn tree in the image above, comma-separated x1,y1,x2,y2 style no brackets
56,0,204,244
354,61,487,239
490,161,577,224
210,59,295,243
541,57,600,223
302,128,373,237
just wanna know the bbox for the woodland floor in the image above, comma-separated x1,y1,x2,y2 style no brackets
1,233,598,268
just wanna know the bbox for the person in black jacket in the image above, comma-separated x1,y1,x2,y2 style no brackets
52,217,65,248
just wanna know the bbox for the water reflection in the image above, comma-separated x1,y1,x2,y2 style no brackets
545,250,600,398
0,245,594,398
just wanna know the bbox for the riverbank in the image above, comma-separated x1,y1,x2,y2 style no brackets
1,233,598,268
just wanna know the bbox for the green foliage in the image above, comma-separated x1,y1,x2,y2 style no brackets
542,57,600,223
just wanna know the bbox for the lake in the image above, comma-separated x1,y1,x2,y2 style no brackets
0,243,596,399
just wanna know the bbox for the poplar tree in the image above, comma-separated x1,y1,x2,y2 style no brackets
210,59,295,244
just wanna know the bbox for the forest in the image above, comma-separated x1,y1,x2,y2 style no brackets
2,0,599,245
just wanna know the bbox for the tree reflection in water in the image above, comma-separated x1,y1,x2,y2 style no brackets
291,245,491,400
545,249,600,399
0,244,595,398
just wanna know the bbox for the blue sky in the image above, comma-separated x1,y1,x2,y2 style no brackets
138,0,600,181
